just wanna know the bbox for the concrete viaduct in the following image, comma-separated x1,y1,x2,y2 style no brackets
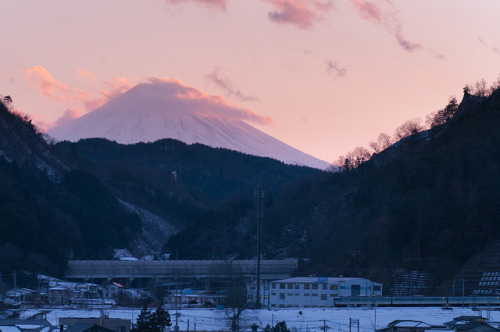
65,259,298,282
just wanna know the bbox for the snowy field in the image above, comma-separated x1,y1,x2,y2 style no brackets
20,306,500,332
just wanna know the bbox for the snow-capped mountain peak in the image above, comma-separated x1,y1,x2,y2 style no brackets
48,79,332,169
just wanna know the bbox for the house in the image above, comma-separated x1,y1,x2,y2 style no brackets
455,322,499,332
444,316,488,330
59,318,131,332
376,320,445,332
166,289,224,307
269,276,382,308
0,318,57,332
4,288,37,305
48,286,70,305
104,282,123,299
64,323,115,332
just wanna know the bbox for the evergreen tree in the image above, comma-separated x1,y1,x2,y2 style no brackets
263,321,291,332
132,306,171,332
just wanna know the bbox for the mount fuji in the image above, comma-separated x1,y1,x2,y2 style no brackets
48,79,332,169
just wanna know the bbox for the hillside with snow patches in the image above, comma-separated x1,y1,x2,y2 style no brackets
48,80,332,170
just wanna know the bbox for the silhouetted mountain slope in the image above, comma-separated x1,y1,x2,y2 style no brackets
164,88,500,294
0,101,141,275
0,97,322,272
52,138,322,246
4,85,500,294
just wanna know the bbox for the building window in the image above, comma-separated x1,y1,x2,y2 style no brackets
271,292,276,296
312,293,318,296
280,293,286,299
312,284,318,290
295,283,300,289
304,293,310,296
272,284,276,289
280,283,285,289
321,294,327,300
322,284,327,290
330,294,338,297
374,285,381,291
330,284,338,290
287,283,293,289
304,284,310,290
287,293,293,296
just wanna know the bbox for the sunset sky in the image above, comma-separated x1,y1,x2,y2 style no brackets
1,0,499,163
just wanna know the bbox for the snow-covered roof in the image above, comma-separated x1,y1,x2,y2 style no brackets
0,326,22,332
271,276,378,284
48,286,69,291
394,321,431,328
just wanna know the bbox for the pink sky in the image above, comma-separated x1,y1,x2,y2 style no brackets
1,0,500,163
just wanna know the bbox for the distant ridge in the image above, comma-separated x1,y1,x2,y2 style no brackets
48,80,332,170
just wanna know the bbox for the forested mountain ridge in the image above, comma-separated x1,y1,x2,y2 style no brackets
0,99,140,275
165,86,500,294
267,87,500,293
0,96,321,273
2,83,500,295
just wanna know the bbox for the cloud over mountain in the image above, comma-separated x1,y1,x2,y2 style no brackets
206,66,258,102
48,79,330,169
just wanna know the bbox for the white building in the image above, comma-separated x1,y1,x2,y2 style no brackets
269,276,382,308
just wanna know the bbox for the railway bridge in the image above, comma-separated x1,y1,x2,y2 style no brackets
65,259,298,283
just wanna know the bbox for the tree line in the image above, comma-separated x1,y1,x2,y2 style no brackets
334,77,500,171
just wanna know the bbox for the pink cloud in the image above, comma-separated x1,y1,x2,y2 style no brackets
262,0,333,29
23,66,91,103
83,77,134,111
29,113,52,132
52,109,82,128
145,77,274,125
165,0,226,11
349,0,422,53
206,66,258,102
31,109,82,132
77,69,97,82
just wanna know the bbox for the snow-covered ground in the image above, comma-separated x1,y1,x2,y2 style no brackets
20,306,500,332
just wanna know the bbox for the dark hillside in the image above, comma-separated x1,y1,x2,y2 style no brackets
0,100,140,275
164,88,500,294
54,138,321,230
279,89,500,293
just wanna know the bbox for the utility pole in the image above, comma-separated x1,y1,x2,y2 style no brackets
255,189,264,309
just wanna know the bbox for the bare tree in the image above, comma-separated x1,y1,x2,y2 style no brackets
369,132,392,154
334,146,372,171
474,79,488,97
394,119,424,141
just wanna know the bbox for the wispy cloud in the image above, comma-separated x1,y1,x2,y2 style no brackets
25,67,272,130
478,37,500,55
206,66,258,102
83,77,134,111
145,77,273,125
348,0,422,53
23,66,136,130
77,69,97,82
262,0,333,29
325,59,347,78
165,0,227,11
23,66,90,104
